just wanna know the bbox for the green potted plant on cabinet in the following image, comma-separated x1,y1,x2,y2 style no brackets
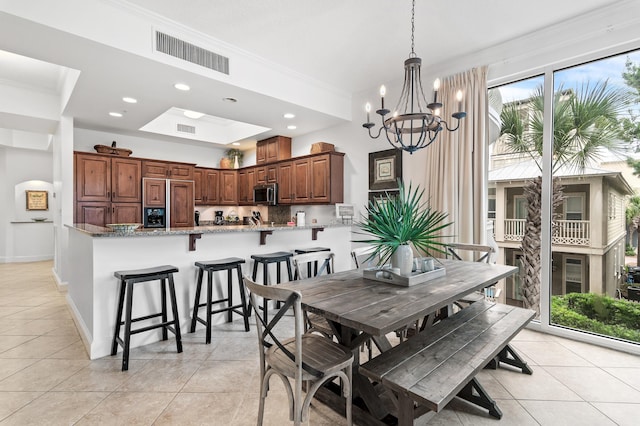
353,180,452,276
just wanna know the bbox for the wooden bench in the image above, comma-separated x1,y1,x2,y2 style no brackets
359,300,535,425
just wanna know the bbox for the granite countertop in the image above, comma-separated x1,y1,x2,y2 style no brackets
67,222,352,237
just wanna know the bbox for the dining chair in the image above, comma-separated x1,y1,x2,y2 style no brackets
292,252,335,337
351,245,380,269
244,276,353,426
446,242,499,307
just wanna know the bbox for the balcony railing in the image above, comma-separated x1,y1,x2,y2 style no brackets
503,219,590,246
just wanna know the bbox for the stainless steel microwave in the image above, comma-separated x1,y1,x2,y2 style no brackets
253,183,277,205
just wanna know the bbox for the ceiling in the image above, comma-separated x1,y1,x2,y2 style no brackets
0,0,621,151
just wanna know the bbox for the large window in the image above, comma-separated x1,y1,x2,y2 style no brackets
488,48,640,347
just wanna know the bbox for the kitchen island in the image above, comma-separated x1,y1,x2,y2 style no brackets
66,222,353,359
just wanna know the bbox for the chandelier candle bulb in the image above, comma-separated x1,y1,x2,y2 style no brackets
380,85,386,109
366,102,371,122
433,78,440,103
456,90,463,112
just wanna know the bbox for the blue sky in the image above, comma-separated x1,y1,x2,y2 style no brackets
496,49,640,104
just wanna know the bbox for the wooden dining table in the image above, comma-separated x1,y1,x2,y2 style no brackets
278,259,519,426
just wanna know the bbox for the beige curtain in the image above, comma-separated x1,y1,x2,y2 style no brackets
424,66,488,247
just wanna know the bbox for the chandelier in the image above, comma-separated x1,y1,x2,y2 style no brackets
362,0,466,154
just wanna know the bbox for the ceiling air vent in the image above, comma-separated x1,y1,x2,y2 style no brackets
176,123,196,134
155,31,229,75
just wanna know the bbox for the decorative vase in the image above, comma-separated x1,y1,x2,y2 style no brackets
391,244,414,276
220,157,231,169
233,155,239,169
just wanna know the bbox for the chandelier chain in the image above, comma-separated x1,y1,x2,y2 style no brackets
410,0,415,57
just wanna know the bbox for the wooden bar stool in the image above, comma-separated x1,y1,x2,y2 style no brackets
111,265,182,371
250,251,293,318
294,247,331,278
190,257,249,344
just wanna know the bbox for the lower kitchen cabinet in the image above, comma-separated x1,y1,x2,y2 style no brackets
75,202,141,227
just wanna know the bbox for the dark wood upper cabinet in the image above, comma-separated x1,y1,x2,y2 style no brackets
219,170,238,205
256,136,291,165
238,167,256,205
75,153,111,202
142,160,194,180
277,161,294,204
194,167,219,205
144,178,166,207
111,158,142,203
274,152,344,205
169,180,194,227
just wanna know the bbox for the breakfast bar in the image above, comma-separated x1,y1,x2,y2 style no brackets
65,222,352,359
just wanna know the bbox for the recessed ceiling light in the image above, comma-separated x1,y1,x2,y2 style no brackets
283,113,295,119
232,142,241,146
174,83,190,91
122,97,137,104
109,112,123,117
183,110,205,119
222,97,238,103
287,125,297,130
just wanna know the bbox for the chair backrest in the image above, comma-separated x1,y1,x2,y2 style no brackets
292,252,334,279
351,246,380,269
628,286,640,302
446,243,496,264
244,276,322,378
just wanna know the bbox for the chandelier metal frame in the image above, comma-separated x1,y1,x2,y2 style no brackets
363,0,466,154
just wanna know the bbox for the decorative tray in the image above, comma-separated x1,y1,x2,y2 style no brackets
363,265,446,287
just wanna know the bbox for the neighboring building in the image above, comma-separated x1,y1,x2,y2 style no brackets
489,160,633,305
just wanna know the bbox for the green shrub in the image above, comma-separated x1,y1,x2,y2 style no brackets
551,293,640,343
625,244,636,256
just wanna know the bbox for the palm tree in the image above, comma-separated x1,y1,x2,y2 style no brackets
499,80,631,316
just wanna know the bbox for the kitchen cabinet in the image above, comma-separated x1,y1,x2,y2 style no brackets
194,167,219,205
142,160,194,180
276,152,344,204
75,153,141,203
219,170,238,205
256,165,277,184
75,202,141,227
144,178,166,207
256,136,291,165
277,161,294,204
74,152,142,225
238,167,256,205
169,180,194,227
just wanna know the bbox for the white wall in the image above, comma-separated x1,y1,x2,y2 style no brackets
0,146,54,262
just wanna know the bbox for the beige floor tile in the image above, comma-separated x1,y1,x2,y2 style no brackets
0,336,37,355
510,341,594,367
0,359,90,391
48,341,89,360
117,359,200,392
557,338,640,368
591,402,640,426
183,360,257,393
519,400,617,425
54,358,149,392
544,366,640,403
207,336,259,361
0,359,39,382
0,307,29,318
0,334,80,359
512,328,560,342
0,391,108,426
486,367,582,401
475,370,514,399
0,319,75,336
449,398,538,426
75,391,176,425
0,392,43,421
154,392,242,425
603,367,640,391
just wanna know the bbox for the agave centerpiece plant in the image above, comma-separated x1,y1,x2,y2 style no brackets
353,180,452,276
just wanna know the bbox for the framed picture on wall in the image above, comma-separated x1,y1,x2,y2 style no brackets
26,190,48,211
369,149,402,190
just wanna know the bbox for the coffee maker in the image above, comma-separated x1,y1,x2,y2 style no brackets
214,210,224,225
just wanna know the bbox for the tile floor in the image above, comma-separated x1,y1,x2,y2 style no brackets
0,261,639,425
